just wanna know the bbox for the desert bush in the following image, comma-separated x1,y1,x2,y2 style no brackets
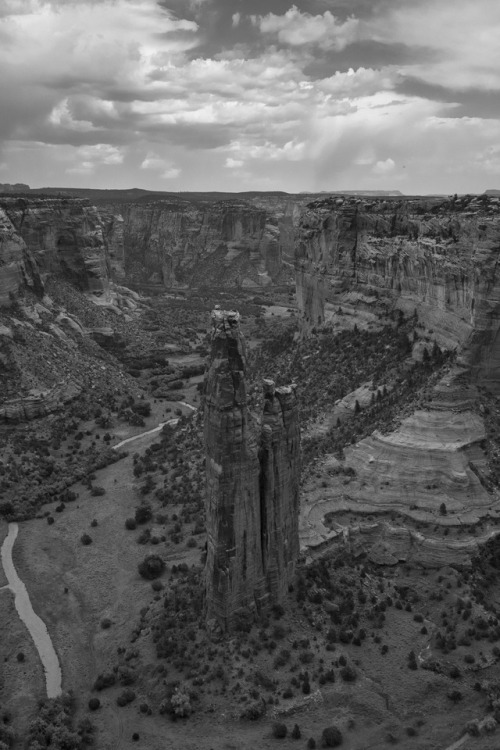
91,486,106,497
116,689,136,707
322,726,343,747
125,517,137,530
407,650,418,670
272,723,287,739
307,739,316,749
138,554,165,580
93,672,116,691
340,665,356,682
88,697,100,711
137,528,151,544
240,700,266,720
100,618,112,629
291,723,301,739
80,533,92,546
135,505,152,524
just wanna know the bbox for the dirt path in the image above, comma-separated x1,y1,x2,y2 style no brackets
0,523,62,698
112,402,197,451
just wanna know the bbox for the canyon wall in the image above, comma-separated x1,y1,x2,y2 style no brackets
109,199,290,289
204,309,300,628
100,193,327,290
296,194,500,391
0,196,115,304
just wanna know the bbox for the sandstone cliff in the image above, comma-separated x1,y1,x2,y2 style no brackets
0,205,43,305
296,194,500,391
260,379,300,601
0,196,115,303
110,199,287,289
204,309,300,628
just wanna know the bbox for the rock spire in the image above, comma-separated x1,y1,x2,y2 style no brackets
204,308,300,629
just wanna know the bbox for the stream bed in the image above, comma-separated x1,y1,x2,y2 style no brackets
1,523,62,698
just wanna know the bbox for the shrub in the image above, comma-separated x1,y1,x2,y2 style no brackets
272,723,287,739
47,516,54,525
117,689,136,707
291,724,301,739
16,652,25,662
125,518,137,530
90,519,98,527
307,739,316,750
408,650,418,670
81,533,92,545
138,554,165,580
88,697,100,711
101,618,112,629
91,486,106,497
93,672,116,691
340,665,356,682
240,701,266,720
135,505,152,524
322,726,343,747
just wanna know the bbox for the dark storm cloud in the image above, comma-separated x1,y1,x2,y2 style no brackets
396,77,500,119
303,40,439,79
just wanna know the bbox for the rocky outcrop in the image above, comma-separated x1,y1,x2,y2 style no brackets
204,309,300,628
0,196,116,298
296,194,500,391
0,379,81,423
0,206,43,305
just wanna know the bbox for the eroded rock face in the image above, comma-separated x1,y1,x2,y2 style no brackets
204,309,300,628
0,206,43,305
0,196,115,297
296,195,500,390
260,380,300,601
111,199,291,289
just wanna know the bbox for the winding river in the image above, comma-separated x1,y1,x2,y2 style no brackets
1,523,62,698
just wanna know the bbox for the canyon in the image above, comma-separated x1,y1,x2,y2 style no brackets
4,189,500,749
296,193,500,571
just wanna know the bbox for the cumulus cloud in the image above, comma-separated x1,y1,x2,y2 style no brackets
0,0,499,192
66,143,124,173
161,166,180,179
367,0,500,91
253,5,359,51
373,157,396,175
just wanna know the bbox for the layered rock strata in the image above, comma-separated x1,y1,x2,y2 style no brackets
296,194,500,390
204,309,300,628
111,199,290,289
0,196,117,302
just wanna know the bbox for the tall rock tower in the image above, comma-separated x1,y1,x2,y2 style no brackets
259,379,300,601
204,308,300,629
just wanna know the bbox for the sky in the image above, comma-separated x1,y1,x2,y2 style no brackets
1,0,499,194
